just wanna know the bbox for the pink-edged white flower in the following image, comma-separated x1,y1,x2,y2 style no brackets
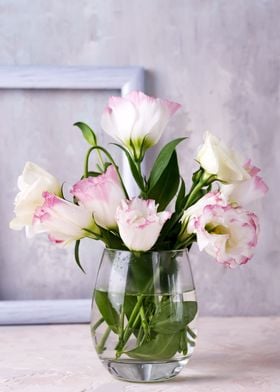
71,165,126,230
180,192,259,268
180,191,227,242
197,132,250,182
33,192,99,246
10,162,61,234
220,159,268,205
194,205,259,268
101,91,181,160
116,198,171,251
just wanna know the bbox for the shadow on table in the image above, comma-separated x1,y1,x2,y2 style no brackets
168,373,230,384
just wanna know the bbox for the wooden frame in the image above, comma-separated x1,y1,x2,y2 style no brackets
0,65,145,325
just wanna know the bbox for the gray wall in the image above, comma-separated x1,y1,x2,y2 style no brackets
1,0,279,315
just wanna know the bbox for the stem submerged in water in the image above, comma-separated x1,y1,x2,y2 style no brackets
96,326,111,354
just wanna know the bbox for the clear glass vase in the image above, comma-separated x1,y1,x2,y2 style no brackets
91,248,197,383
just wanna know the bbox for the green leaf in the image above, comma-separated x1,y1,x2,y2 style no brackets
147,151,180,211
179,330,188,355
74,122,97,146
192,168,203,183
124,294,138,320
154,211,182,249
148,138,186,190
175,177,186,212
94,290,120,334
112,143,145,191
126,253,155,294
151,301,198,335
125,332,181,360
74,240,86,273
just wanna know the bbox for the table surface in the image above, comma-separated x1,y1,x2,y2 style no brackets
0,317,279,392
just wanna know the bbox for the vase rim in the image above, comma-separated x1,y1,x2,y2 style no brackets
104,247,189,255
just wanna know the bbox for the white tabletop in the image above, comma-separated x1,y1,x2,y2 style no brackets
0,317,279,392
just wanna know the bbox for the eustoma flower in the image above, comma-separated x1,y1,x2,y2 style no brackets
101,91,181,160
10,162,61,234
33,192,99,246
197,132,249,182
116,198,171,251
220,159,268,205
71,165,126,230
180,192,259,268
180,192,227,242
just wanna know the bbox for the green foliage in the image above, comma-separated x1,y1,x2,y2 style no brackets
148,138,186,190
94,290,120,334
175,178,186,212
151,301,198,334
125,332,181,360
154,211,183,250
147,151,180,211
124,299,197,360
126,253,155,293
74,240,85,273
112,143,145,191
74,122,97,146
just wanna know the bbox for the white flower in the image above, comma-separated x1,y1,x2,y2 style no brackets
116,198,171,251
101,91,181,160
197,132,249,182
33,192,99,246
71,165,126,229
220,159,269,205
9,162,61,234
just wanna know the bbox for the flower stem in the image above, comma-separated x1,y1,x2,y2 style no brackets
122,295,144,343
92,317,104,332
139,303,149,339
184,173,216,209
186,325,197,339
84,145,129,198
96,326,111,354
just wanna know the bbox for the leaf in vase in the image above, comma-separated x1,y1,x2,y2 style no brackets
151,301,198,334
125,333,181,360
94,290,120,334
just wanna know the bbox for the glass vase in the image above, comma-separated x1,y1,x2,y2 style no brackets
91,248,197,383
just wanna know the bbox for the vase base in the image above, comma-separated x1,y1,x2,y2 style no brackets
102,357,189,383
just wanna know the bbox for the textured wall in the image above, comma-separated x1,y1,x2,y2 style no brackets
0,0,279,315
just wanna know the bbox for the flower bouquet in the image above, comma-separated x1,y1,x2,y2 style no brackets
10,91,268,382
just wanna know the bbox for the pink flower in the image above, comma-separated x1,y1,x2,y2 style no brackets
180,191,259,267
101,91,181,160
71,165,126,230
33,192,99,246
220,159,269,205
116,198,171,251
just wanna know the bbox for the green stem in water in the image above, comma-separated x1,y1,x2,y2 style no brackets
186,325,197,340
123,296,144,343
92,317,104,332
115,310,142,358
119,305,125,336
139,303,149,339
96,326,111,354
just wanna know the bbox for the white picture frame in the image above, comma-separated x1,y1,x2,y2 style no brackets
0,65,145,325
